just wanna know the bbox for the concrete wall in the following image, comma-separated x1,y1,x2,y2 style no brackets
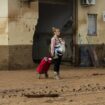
0,0,39,70
0,0,9,69
77,0,105,66
77,0,105,44
8,0,39,69
0,0,105,69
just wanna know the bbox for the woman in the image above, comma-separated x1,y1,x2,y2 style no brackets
50,27,65,80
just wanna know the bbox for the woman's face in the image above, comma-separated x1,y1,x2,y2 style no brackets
54,29,60,36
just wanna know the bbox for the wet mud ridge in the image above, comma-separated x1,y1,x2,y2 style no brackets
0,83,105,99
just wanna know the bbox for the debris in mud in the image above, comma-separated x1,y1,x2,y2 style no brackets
69,99,73,102
0,83,105,100
23,93,59,98
45,99,54,103
92,73,105,76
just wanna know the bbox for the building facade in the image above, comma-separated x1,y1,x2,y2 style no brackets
0,0,105,70
77,0,105,66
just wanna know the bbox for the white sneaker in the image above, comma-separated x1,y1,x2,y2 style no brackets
55,75,60,80
54,72,60,80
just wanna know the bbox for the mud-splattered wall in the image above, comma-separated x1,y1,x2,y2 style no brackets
77,0,105,44
0,0,9,69
0,0,38,70
8,0,38,45
77,0,105,66
8,0,38,69
0,0,105,69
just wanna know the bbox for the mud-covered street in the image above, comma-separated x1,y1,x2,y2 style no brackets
0,67,105,105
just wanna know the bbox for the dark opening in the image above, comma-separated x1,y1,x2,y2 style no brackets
32,0,74,63
24,93,59,98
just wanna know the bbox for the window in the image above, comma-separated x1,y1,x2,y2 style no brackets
88,14,97,36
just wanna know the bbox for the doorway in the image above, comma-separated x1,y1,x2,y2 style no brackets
32,0,75,64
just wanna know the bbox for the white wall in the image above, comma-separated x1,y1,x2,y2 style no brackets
8,0,38,45
0,0,8,45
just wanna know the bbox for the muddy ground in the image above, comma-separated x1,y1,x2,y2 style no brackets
0,66,105,105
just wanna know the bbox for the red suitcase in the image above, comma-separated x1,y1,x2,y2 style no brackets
36,57,52,74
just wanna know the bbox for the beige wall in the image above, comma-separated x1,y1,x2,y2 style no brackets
0,0,9,69
8,0,38,45
0,0,8,45
0,0,39,45
77,0,105,44
0,0,104,69
8,0,39,69
0,0,39,69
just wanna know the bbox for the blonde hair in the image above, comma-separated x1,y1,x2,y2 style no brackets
52,27,60,33
52,27,56,33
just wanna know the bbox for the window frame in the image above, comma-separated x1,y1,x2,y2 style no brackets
87,13,97,36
